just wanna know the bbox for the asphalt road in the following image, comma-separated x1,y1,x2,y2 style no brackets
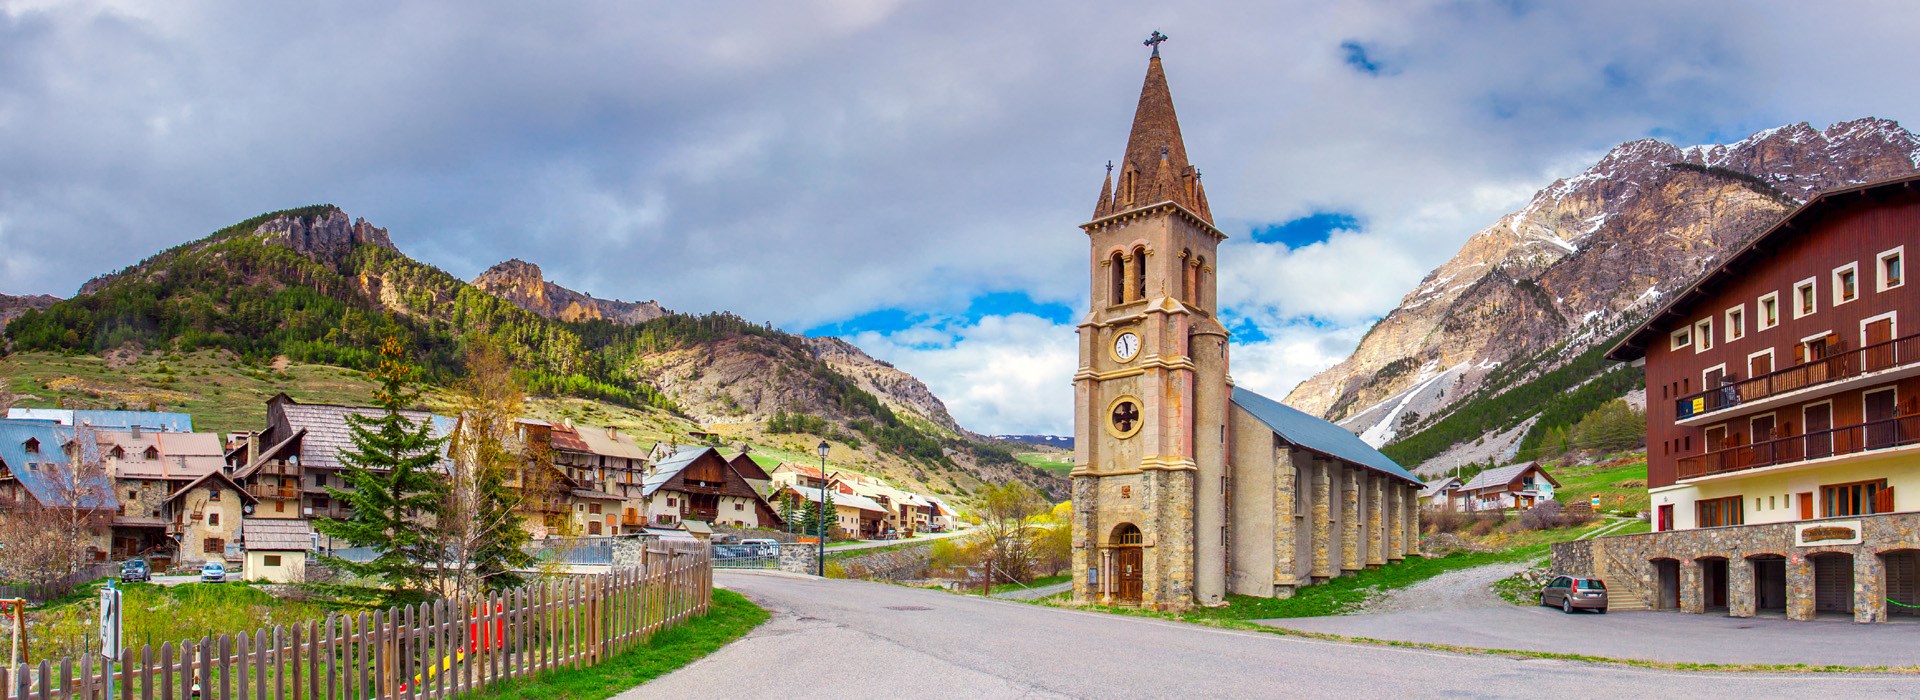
1261,562,1920,667
618,571,1919,699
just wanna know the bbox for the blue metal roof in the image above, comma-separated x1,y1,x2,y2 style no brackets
1231,387,1422,485
72,410,194,433
0,420,120,510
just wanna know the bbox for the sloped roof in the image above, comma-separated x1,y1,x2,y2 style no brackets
1419,476,1462,499
0,421,118,510
1230,388,1421,485
640,447,710,497
280,402,451,470
242,519,313,551
164,469,255,505
6,409,193,433
783,484,887,515
547,424,592,453
574,426,648,460
728,453,772,481
111,431,226,480
1460,462,1559,492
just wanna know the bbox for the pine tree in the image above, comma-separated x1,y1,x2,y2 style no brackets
316,336,449,594
817,488,838,539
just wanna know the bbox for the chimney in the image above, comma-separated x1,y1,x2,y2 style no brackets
248,432,260,463
606,427,618,440
130,424,143,439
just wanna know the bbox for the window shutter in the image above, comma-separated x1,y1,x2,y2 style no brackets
1793,343,1806,363
1877,486,1895,514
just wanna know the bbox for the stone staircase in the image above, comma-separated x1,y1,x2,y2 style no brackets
1595,545,1650,611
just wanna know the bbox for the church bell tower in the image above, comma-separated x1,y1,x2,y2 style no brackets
1071,33,1231,611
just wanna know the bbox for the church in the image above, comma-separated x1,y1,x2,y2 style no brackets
1071,36,1425,610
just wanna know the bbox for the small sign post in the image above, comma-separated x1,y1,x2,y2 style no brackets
100,581,121,699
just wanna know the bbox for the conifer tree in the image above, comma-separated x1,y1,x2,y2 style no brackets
316,336,448,594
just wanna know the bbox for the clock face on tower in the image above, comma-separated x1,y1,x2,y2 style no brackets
1112,332,1141,362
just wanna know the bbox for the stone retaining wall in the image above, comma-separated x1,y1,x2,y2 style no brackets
1552,512,1920,623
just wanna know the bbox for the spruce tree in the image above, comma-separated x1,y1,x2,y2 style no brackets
316,336,448,594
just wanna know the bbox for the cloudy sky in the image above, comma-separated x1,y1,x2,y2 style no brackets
5,1,1920,435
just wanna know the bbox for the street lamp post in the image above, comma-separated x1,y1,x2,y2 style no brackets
814,440,830,576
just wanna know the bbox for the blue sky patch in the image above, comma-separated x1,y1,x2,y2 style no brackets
802,290,1075,339
1249,211,1361,247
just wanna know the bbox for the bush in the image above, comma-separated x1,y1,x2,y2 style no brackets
1517,500,1596,531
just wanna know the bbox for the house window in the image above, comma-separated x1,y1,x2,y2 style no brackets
1697,496,1744,528
143,446,158,460
1758,292,1780,330
1880,248,1905,291
275,501,285,513
589,503,602,515
127,490,137,500
1670,328,1692,351
203,537,225,554
209,489,221,502
1833,263,1859,305
667,497,676,507
208,513,220,526
264,555,282,567
1795,278,1818,318
1822,479,1889,517
22,439,37,455
1693,318,1713,352
1725,306,1745,342
735,502,744,511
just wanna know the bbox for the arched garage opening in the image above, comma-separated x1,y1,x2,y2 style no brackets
1748,554,1788,614
1883,549,1919,618
1696,556,1730,611
1809,552,1855,616
1651,558,1681,610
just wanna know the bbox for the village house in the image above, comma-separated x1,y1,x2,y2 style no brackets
240,519,314,583
0,420,120,562
830,474,933,537
1418,476,1463,511
728,451,775,498
1455,463,1558,512
1564,173,1920,622
769,462,829,489
639,447,782,530
774,483,888,539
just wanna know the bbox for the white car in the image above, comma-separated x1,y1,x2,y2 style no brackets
740,538,779,556
199,561,228,583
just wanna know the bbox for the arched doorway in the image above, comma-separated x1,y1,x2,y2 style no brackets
1809,552,1855,616
1651,558,1681,610
1109,523,1144,605
1696,556,1730,611
1883,549,1919,618
1748,554,1788,614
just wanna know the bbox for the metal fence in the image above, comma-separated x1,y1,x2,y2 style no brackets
710,543,787,570
0,540,712,699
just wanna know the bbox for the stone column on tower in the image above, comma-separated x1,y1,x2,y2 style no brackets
1273,449,1298,590
1387,483,1406,561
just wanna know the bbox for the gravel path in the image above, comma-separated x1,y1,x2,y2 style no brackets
1349,560,1530,614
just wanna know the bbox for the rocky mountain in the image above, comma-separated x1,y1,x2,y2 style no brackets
1285,118,1920,468
0,293,58,332
471,259,669,325
4,205,1059,497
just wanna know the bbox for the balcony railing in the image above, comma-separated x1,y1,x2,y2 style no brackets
246,484,300,500
1676,332,1920,420
1677,414,1920,480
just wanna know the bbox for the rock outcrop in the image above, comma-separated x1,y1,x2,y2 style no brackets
0,293,59,331
1287,118,1920,445
256,208,396,266
804,336,963,433
471,259,669,325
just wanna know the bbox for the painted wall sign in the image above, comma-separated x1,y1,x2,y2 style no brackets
1795,520,1863,547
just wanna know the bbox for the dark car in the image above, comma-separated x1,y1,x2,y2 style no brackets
1541,575,1608,613
119,559,151,583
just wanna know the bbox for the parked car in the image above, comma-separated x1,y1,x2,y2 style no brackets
740,538,779,557
711,544,758,560
199,561,228,583
1540,575,1607,613
119,559,151,583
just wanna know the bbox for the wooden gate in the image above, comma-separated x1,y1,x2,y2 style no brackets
1114,548,1143,604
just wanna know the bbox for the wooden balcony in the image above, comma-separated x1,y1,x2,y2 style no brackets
621,513,642,526
1678,414,1920,480
1676,332,1920,423
250,461,302,478
246,484,300,500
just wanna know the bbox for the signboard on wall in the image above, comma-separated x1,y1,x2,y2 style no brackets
1794,520,1862,547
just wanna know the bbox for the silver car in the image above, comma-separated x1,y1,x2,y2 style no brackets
1540,575,1608,613
200,561,228,583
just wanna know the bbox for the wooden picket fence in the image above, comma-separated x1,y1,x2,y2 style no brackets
0,540,711,699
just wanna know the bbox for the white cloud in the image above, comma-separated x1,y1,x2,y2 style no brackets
851,314,1077,436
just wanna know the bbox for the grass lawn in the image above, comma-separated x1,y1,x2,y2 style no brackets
1607,518,1652,535
1468,519,1616,549
457,588,766,700
1546,452,1650,515
1013,452,1074,476
988,573,1070,595
31,582,360,661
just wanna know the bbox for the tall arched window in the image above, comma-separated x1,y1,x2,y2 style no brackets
1180,248,1194,302
1195,255,1209,308
1109,252,1125,305
1132,247,1148,301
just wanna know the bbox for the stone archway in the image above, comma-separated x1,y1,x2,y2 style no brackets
1650,558,1681,610
1881,549,1920,618
1108,523,1144,605
1747,554,1788,614
1809,551,1855,616
1696,556,1730,611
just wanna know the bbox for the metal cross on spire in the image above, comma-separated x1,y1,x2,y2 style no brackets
1106,160,1114,175
1144,30,1168,56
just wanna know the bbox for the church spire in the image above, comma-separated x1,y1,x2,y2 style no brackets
1096,32,1211,225
1094,161,1115,219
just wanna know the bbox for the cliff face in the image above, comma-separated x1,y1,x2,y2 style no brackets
1286,118,1920,446
471,259,669,325
0,294,59,332
804,336,963,433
